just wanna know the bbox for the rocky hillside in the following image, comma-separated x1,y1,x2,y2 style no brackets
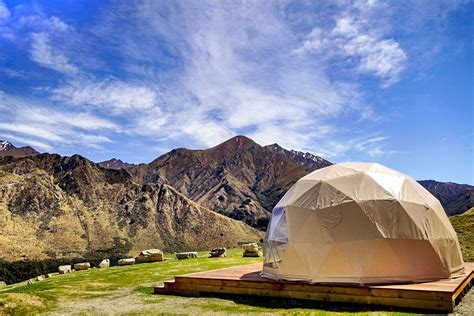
0,140,39,158
0,154,262,261
128,136,310,229
418,180,474,215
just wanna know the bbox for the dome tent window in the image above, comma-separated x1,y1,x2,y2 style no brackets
263,206,288,269
261,162,464,285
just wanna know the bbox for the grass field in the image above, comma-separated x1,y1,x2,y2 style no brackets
0,248,423,315
1,238,473,315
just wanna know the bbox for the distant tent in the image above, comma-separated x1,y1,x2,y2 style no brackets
262,162,464,284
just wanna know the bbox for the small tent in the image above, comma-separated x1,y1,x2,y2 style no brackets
262,162,464,284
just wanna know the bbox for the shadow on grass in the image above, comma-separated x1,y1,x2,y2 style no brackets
197,292,439,315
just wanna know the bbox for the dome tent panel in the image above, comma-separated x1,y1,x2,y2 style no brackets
324,173,393,201
262,162,465,284
357,198,432,240
300,163,360,181
366,162,404,177
275,179,320,208
365,171,406,198
430,238,464,276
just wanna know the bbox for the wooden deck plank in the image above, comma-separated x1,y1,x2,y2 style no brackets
153,262,474,312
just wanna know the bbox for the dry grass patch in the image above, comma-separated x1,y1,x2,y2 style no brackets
0,293,45,312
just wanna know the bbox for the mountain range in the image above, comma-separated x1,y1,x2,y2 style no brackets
97,136,473,217
0,137,472,261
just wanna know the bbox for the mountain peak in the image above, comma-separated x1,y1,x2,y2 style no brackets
227,135,256,146
98,158,136,170
211,135,259,152
0,140,39,158
0,140,14,150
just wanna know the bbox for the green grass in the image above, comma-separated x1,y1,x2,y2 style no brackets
451,207,474,262
0,248,417,315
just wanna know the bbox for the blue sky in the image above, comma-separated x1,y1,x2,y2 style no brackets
0,0,472,184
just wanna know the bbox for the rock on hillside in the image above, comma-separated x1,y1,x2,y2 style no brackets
0,154,262,261
128,136,310,229
0,140,39,158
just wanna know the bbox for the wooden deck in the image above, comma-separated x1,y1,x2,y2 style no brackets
154,262,474,312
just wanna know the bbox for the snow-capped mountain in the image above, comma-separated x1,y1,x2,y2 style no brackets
0,140,39,158
264,143,332,171
0,140,14,150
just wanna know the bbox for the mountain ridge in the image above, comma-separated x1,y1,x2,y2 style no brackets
126,136,310,228
0,140,39,158
418,180,473,215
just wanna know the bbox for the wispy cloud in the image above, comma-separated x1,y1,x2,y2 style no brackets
105,1,363,151
52,79,158,112
30,32,80,75
0,122,65,142
294,9,407,86
0,92,118,151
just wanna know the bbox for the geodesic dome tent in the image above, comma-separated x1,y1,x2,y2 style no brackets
262,162,464,284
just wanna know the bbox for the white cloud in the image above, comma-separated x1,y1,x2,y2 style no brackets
0,92,118,150
353,136,395,157
295,14,407,86
0,123,65,142
25,106,119,131
30,32,79,75
122,1,361,150
0,1,10,21
52,79,157,111
18,15,70,32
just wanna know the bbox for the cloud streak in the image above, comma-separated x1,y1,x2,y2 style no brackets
294,12,407,86
0,92,118,151
52,79,158,112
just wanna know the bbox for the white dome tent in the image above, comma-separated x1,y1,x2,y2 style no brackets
262,162,464,284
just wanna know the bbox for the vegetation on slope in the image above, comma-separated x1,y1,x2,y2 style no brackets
450,207,474,261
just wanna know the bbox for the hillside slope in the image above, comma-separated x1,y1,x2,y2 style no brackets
450,208,474,261
0,154,262,261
